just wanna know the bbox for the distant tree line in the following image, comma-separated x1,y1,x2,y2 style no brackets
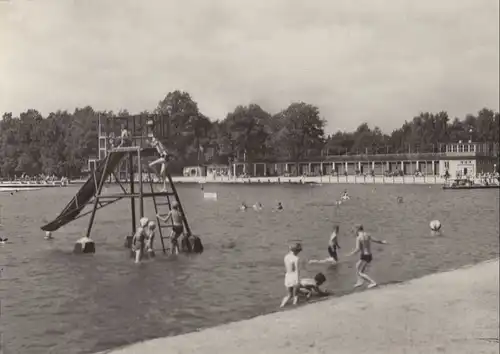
0,90,498,177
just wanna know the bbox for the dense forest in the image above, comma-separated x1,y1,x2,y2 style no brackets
0,90,498,177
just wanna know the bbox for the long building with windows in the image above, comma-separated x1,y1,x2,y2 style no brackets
231,142,499,179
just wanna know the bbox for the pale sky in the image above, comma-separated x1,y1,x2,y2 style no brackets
1,0,499,133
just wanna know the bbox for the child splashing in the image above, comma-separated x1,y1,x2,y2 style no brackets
309,225,340,264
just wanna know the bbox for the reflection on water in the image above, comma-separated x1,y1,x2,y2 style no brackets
0,184,498,354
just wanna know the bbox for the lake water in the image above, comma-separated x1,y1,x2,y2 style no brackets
0,184,498,354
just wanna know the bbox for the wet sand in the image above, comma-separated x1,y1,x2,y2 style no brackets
101,259,499,354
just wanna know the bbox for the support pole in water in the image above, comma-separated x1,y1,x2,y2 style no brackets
129,152,136,234
86,155,111,238
138,148,144,218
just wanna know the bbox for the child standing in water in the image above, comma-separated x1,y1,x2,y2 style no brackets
157,201,184,255
132,217,149,263
308,225,340,264
346,225,387,289
280,243,302,308
145,220,156,256
328,225,341,262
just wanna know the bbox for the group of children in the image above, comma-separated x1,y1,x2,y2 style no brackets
280,224,387,308
131,201,186,263
131,217,157,263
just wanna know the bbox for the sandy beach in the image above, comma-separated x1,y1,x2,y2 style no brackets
99,259,499,354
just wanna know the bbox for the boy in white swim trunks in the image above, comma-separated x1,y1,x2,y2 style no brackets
280,243,302,308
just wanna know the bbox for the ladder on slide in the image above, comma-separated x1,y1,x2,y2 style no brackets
146,166,192,254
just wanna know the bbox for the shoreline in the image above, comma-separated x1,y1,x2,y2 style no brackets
69,175,449,185
172,175,444,184
98,259,499,354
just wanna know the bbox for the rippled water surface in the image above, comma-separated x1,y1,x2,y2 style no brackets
1,183,498,354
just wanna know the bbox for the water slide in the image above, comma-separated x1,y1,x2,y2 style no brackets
41,151,127,232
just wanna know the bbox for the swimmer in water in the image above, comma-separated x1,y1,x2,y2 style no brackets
157,201,184,255
346,225,387,289
308,225,341,264
280,243,302,308
341,189,349,198
298,273,329,299
253,202,263,211
276,202,283,211
240,202,248,211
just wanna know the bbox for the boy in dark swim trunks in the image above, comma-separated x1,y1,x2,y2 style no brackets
157,201,184,255
308,225,340,264
346,225,387,289
328,225,340,262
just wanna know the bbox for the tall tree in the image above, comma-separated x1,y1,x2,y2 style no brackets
156,90,204,161
220,104,271,163
269,102,325,174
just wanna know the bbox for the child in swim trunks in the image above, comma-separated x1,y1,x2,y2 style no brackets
328,225,341,262
346,224,387,289
157,201,184,255
148,136,170,192
299,273,329,299
308,226,340,264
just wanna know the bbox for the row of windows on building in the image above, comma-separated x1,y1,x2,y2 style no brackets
446,143,498,154
446,144,477,153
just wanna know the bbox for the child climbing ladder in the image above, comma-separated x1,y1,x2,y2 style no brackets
148,136,170,192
